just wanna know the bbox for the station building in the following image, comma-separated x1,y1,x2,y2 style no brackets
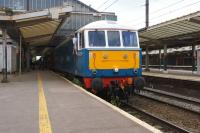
0,29,18,73
0,0,93,11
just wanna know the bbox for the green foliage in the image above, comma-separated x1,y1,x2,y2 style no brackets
0,7,13,16
110,96,121,107
73,78,83,86
5,8,13,16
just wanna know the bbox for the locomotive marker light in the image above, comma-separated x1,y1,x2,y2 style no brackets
133,69,138,74
123,54,128,59
92,69,97,75
103,54,108,59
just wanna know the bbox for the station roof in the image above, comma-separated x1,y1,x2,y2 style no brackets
20,7,74,48
139,11,200,50
0,6,72,48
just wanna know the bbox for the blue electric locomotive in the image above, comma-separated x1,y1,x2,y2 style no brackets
54,20,145,99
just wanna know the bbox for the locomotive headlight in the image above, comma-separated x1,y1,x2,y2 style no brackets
133,69,138,73
114,68,119,73
92,69,97,75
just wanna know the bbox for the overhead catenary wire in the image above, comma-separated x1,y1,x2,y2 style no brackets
132,0,200,27
129,0,185,23
150,0,200,21
97,0,112,10
150,0,185,15
102,0,119,11
98,0,144,11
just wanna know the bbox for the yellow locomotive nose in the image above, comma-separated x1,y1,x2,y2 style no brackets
89,51,140,70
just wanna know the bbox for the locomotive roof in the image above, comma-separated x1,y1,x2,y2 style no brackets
78,20,137,32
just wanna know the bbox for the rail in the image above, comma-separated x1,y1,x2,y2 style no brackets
121,102,192,133
138,87,200,115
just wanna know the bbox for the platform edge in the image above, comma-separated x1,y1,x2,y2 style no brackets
52,72,163,133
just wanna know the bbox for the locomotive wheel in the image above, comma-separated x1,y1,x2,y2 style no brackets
134,77,145,93
91,78,103,94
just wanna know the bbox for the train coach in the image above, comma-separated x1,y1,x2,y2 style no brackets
54,20,145,100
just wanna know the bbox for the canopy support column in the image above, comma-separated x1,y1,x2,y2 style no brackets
145,46,150,71
159,49,162,70
26,46,31,72
19,35,22,75
192,44,196,73
163,44,168,71
1,28,8,83
197,50,200,75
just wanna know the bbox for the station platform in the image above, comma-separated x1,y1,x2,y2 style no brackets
0,71,160,133
143,69,200,82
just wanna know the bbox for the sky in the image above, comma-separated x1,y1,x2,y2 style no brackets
79,0,200,29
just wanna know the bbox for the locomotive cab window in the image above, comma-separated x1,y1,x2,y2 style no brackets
122,31,138,47
107,31,121,47
88,31,106,47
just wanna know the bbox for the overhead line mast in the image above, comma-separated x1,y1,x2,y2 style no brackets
27,0,30,11
146,0,149,28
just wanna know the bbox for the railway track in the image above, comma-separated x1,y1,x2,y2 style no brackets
138,87,200,115
121,102,192,133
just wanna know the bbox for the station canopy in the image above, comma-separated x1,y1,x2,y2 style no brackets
0,6,72,51
0,0,116,56
139,11,200,50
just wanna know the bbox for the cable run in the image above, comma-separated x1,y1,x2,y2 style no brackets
97,0,112,10
102,0,120,11
129,0,186,23
132,0,200,27
150,0,200,21
151,0,185,15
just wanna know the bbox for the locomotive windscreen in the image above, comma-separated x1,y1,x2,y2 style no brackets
122,31,138,47
89,31,106,47
107,31,121,47
88,30,138,48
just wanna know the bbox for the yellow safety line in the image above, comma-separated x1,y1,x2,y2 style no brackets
37,72,52,133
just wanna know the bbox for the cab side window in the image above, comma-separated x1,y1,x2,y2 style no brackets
79,32,85,50
73,33,78,54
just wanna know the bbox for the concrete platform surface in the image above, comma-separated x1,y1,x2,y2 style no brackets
0,71,159,133
143,70,200,82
